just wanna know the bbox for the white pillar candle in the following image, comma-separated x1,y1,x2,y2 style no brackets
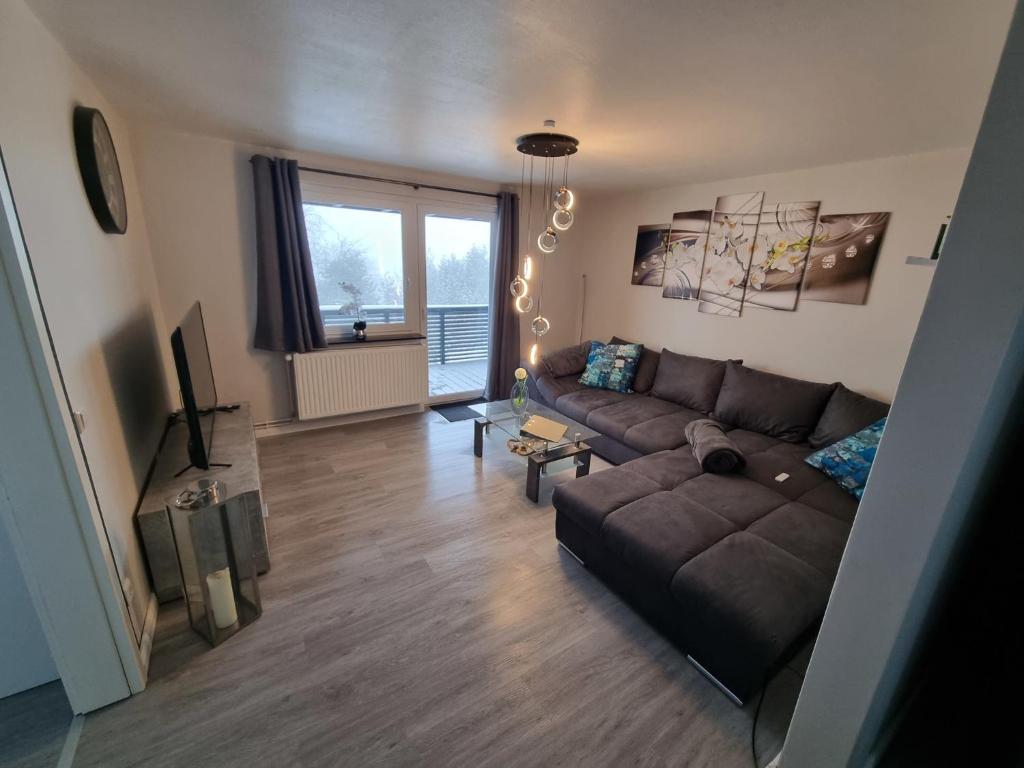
206,567,238,629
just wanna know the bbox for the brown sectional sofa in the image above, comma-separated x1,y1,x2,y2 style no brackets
529,340,888,703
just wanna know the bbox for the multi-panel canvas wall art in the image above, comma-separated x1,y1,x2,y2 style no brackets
662,210,711,300
803,212,891,305
631,224,671,286
744,201,821,311
697,192,765,317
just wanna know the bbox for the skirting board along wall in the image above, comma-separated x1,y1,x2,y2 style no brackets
562,148,970,401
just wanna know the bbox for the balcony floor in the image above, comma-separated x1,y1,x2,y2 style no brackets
429,358,487,399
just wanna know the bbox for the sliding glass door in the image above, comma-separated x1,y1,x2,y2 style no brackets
421,207,496,401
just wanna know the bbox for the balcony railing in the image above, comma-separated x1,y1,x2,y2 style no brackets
322,304,489,365
427,304,489,365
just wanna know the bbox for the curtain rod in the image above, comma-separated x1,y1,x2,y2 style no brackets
297,165,500,199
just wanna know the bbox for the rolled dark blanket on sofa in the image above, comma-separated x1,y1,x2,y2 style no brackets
685,418,746,474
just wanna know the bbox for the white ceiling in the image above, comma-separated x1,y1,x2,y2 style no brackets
27,0,1015,191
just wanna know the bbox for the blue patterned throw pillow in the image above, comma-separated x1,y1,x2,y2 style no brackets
805,418,886,499
578,342,642,393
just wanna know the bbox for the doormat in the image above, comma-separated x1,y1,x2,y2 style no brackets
432,397,488,423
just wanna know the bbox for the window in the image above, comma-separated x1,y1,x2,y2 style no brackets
301,180,421,341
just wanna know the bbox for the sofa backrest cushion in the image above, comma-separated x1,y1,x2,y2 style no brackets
544,341,593,378
650,349,731,412
713,361,836,443
610,336,660,393
808,383,890,448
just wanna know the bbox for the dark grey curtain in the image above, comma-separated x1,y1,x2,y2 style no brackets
484,191,520,401
251,155,327,352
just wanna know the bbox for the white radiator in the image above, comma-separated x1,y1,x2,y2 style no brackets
291,342,428,421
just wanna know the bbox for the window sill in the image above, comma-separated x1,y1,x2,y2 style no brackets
327,334,427,347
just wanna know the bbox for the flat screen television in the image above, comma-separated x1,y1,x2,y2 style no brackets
171,301,218,471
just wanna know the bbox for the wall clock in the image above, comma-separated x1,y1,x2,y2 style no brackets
73,106,127,234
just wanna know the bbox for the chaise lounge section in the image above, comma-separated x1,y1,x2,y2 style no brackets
532,340,888,702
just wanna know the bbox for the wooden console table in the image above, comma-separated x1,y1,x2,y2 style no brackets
136,403,269,603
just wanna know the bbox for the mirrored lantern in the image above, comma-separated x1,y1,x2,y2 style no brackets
552,208,574,231
509,275,528,298
168,479,262,647
514,294,533,313
554,185,575,211
537,226,558,253
530,315,551,337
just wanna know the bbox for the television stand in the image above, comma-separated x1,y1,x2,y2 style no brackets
137,402,270,604
173,460,232,478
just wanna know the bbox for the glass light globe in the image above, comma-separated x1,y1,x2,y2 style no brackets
537,226,558,254
514,294,533,313
554,185,575,211
523,255,534,280
552,208,574,231
530,315,551,337
509,275,528,298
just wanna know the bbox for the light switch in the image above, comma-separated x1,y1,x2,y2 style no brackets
72,410,86,434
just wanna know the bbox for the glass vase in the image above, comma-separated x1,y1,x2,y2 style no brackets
510,380,530,417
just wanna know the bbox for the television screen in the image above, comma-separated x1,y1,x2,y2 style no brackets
171,302,217,470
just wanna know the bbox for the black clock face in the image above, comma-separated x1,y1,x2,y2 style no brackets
73,107,127,234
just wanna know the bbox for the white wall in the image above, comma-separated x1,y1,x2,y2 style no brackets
0,523,57,698
128,124,504,424
0,0,171,635
561,149,970,400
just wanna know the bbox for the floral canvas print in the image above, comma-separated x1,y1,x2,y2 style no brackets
697,192,765,317
662,210,711,300
803,212,891,305
744,201,821,311
631,224,671,286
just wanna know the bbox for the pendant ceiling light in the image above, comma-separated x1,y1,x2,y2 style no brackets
511,120,579,366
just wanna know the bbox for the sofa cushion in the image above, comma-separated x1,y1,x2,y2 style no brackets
602,493,736,585
620,407,707,454
554,388,628,423
670,532,830,697
586,397,681,441
796,481,859,524
610,336,660,394
720,428,784,456
747,502,851,580
544,341,593,378
672,473,788,528
808,383,890,449
713,361,835,443
536,373,586,405
741,450,829,501
551,467,662,536
621,447,703,490
650,349,731,412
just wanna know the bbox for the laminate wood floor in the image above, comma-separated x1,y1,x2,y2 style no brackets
0,681,71,768
69,412,805,768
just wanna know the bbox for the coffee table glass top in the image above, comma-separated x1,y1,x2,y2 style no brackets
470,400,599,450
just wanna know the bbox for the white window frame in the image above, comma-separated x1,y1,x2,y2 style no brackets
300,178,425,342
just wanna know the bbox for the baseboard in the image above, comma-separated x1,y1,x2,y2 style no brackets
138,592,158,681
254,403,425,438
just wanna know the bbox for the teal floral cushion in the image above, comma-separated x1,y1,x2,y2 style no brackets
578,342,643,393
804,417,886,499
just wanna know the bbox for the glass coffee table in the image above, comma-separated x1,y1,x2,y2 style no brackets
470,401,600,503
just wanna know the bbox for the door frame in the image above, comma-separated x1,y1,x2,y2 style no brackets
0,149,144,713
